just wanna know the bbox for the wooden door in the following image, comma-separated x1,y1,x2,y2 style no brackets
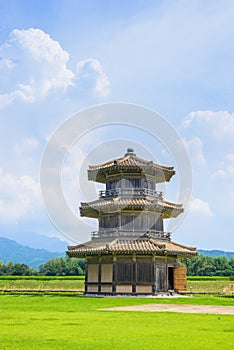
173,266,187,291
155,265,166,292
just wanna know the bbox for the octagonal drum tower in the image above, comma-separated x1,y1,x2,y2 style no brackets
67,148,197,295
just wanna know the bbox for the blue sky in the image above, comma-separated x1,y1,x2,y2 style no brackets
0,0,234,250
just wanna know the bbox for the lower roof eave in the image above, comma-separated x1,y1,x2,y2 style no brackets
67,250,164,258
67,250,197,258
174,252,198,258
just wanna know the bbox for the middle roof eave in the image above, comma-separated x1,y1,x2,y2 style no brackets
87,166,175,184
80,198,183,219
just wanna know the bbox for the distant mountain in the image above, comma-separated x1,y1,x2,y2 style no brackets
0,237,65,269
1,234,233,272
198,249,234,259
0,230,70,252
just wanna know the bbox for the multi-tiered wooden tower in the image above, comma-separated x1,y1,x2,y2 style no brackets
67,148,197,295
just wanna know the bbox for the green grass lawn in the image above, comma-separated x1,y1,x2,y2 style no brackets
0,278,84,291
1,295,234,350
1,277,234,294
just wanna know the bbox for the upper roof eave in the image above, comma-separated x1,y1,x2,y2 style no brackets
87,154,175,183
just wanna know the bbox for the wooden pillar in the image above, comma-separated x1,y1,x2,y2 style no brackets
112,256,117,294
152,256,156,295
132,256,136,294
118,212,121,232
84,259,88,294
98,257,102,294
165,257,168,291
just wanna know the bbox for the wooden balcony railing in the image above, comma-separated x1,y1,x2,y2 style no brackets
91,230,171,240
99,188,163,199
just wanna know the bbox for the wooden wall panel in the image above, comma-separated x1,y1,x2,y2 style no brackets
116,284,132,293
87,284,98,293
101,264,113,282
136,285,152,294
101,284,112,293
87,264,99,282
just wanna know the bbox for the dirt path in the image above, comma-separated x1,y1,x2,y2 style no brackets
104,303,234,315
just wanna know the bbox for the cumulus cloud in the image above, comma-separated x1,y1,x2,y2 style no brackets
76,58,111,98
0,168,40,222
183,110,234,139
185,137,206,166
0,28,110,108
226,153,234,162
189,198,213,217
14,137,39,154
0,28,74,107
211,169,226,180
211,153,234,179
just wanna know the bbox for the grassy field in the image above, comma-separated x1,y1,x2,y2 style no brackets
0,295,234,350
187,280,234,293
0,276,234,294
0,277,84,291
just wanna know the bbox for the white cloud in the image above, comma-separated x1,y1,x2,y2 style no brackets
189,198,213,217
211,169,226,180
183,110,234,139
14,137,39,154
0,93,13,108
185,137,206,166
76,58,111,98
0,58,15,69
226,166,234,176
183,110,214,127
0,28,111,108
226,153,234,162
0,168,40,222
0,28,74,106
211,153,234,179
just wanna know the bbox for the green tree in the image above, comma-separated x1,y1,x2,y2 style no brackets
229,257,234,275
181,254,234,276
11,263,33,276
39,257,85,276
0,261,36,275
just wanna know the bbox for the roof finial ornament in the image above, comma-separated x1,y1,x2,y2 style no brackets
125,148,136,156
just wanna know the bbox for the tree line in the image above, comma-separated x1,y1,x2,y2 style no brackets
0,258,85,276
181,254,234,276
0,254,234,276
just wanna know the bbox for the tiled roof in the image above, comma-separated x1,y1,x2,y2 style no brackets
67,236,197,258
88,153,175,183
80,196,183,218
89,154,174,171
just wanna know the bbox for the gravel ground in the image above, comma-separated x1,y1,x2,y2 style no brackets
104,303,234,314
